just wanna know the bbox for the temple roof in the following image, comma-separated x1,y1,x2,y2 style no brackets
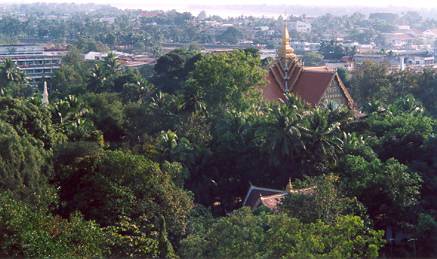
260,193,286,210
293,69,336,106
243,183,317,210
263,20,356,110
242,185,285,209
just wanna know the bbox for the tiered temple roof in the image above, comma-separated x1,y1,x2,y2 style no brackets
263,21,355,110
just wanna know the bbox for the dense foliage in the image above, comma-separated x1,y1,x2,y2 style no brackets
181,208,384,258
0,46,436,258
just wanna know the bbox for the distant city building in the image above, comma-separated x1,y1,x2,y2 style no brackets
0,44,66,82
325,56,355,71
398,25,411,31
382,32,416,49
292,41,320,52
257,26,270,32
354,51,435,71
355,43,376,53
259,49,276,59
354,53,395,65
263,22,355,110
99,17,116,24
83,51,156,68
290,21,312,33
83,51,108,61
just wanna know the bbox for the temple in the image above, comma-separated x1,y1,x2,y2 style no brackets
243,180,315,210
263,21,355,110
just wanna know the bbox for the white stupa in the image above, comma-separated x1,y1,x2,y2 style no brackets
42,81,49,106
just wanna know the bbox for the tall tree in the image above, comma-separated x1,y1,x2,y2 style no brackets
53,147,193,246
0,120,55,206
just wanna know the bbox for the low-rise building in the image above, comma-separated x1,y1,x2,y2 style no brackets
325,56,355,71
354,51,435,71
84,51,156,68
0,44,66,82
382,32,416,49
292,41,320,52
83,51,108,61
291,21,312,33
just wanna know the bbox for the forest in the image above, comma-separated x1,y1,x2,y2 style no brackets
0,47,436,258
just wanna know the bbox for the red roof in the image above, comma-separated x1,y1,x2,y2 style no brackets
293,69,335,106
243,185,285,208
260,193,286,210
243,184,317,210
264,62,355,110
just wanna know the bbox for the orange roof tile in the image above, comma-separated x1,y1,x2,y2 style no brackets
293,69,336,106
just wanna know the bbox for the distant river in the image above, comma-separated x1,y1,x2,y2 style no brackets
114,3,292,18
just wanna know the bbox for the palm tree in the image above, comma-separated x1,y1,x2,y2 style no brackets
302,108,345,172
2,59,24,81
87,64,106,92
52,95,89,125
0,58,26,94
103,52,121,75
262,103,308,167
181,82,206,114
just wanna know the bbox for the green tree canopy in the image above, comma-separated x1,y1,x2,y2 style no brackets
180,207,384,258
0,120,55,206
0,192,105,258
53,146,193,246
0,97,62,149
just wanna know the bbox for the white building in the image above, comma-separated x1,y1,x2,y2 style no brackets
0,44,65,81
398,25,411,31
257,26,270,32
99,17,116,24
83,51,108,61
354,51,435,71
403,55,434,68
292,41,320,52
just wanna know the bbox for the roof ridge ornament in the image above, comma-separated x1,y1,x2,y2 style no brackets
286,178,293,193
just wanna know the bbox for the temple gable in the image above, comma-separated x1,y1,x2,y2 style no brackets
320,77,348,107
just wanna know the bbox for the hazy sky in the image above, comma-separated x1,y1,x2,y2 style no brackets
4,0,437,8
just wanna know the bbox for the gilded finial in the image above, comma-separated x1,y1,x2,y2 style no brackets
278,19,295,60
286,178,293,193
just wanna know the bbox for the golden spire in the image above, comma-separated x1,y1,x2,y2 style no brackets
279,20,295,60
286,178,293,193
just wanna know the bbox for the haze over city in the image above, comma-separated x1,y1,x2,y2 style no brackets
3,0,437,16
0,0,437,17
4,0,437,7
